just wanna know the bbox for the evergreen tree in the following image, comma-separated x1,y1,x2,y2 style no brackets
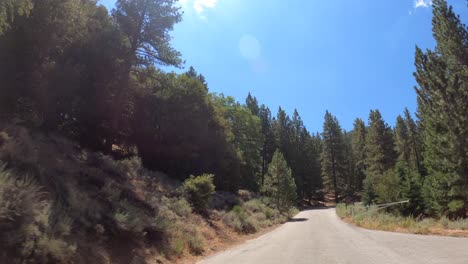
290,109,305,199
274,107,291,161
414,0,468,216
306,133,323,201
258,105,276,183
213,95,263,191
404,108,423,174
320,111,347,203
261,150,297,214
352,118,367,192
343,131,355,196
107,0,183,151
186,66,208,89
394,112,424,214
245,93,260,116
113,0,182,68
394,115,411,166
362,109,396,205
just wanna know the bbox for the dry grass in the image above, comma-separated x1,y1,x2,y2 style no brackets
336,203,468,237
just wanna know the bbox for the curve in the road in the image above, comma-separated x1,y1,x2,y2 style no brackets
198,208,468,264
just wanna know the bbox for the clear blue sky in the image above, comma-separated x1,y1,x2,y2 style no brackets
99,0,467,133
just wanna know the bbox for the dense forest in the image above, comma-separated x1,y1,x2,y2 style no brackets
0,0,466,263
0,0,324,196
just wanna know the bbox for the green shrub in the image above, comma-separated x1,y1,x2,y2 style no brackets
264,207,275,219
243,216,259,233
170,238,185,256
183,174,215,212
243,199,265,213
161,196,192,218
187,228,205,255
223,205,259,234
335,203,348,218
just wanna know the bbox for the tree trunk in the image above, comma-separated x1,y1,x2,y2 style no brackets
331,149,338,203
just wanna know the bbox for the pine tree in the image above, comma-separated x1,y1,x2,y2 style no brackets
109,0,183,152
289,109,305,199
320,111,347,203
261,150,297,214
343,131,355,196
186,66,208,89
394,112,424,214
257,104,276,183
414,0,468,216
403,108,423,174
274,107,291,160
394,115,411,166
213,95,263,191
352,118,367,192
311,133,324,199
362,109,396,205
301,129,323,202
246,93,260,116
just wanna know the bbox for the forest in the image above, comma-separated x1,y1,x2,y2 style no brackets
0,0,466,263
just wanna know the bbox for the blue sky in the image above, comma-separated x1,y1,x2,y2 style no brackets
99,0,467,132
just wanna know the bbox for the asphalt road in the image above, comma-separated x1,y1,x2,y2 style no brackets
198,208,468,264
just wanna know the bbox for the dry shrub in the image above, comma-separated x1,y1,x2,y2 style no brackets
0,164,76,263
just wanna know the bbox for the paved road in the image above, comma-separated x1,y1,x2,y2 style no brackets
199,208,468,264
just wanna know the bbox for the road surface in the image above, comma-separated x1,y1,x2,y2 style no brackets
199,208,468,264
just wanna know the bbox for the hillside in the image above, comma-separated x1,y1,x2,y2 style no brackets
0,125,291,263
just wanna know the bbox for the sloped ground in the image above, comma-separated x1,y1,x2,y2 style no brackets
0,124,288,264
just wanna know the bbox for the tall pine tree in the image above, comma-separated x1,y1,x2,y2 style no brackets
320,111,347,203
394,112,423,214
352,118,367,192
257,104,276,183
414,0,468,216
362,109,396,204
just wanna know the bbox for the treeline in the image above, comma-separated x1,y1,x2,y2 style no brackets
0,0,466,219
0,0,322,199
320,0,467,217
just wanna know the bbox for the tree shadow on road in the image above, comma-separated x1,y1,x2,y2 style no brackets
287,218,308,222
300,206,335,211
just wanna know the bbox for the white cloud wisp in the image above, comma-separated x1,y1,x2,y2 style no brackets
414,0,432,8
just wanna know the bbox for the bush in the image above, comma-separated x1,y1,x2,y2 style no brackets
0,164,76,263
154,195,207,258
113,201,153,235
187,228,205,255
183,174,215,212
162,196,192,218
223,205,260,234
335,203,348,218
